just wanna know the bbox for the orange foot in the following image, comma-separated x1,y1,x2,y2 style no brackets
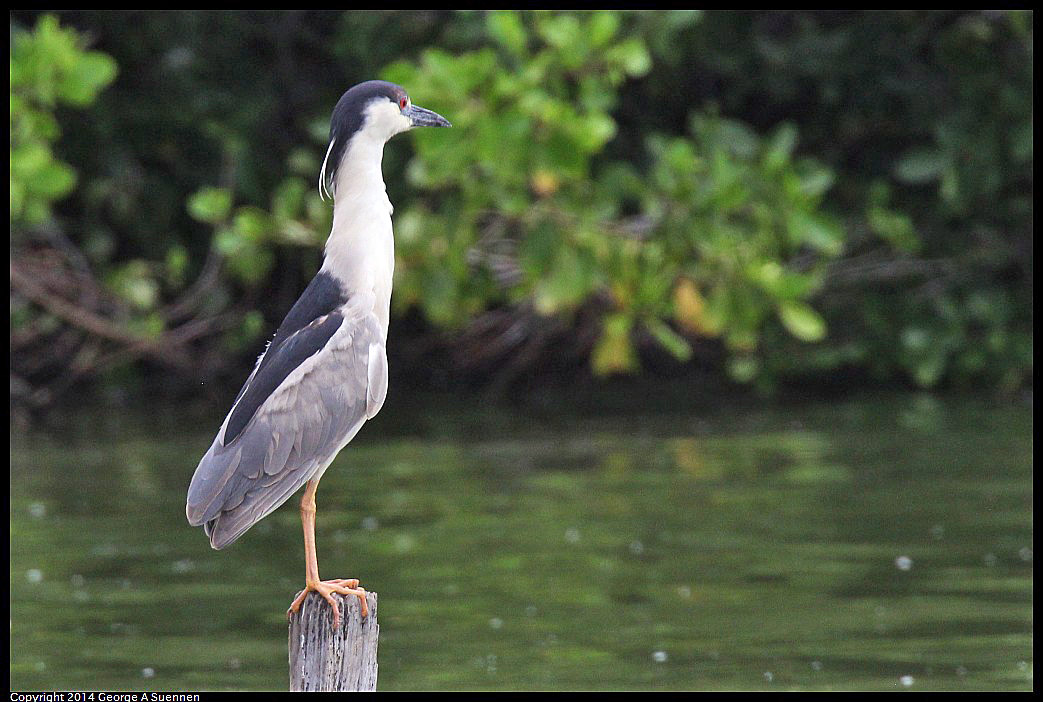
288,578,368,629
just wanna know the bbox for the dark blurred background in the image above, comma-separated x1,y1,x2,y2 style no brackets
10,10,1033,421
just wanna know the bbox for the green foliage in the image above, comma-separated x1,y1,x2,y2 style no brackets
384,12,650,331
186,168,331,286
890,12,1033,221
654,10,1032,391
9,11,1033,402
10,14,117,227
386,11,849,378
640,116,843,370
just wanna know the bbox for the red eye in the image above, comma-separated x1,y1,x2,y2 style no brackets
399,97,409,110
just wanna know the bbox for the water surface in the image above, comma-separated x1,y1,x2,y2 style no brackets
9,392,1033,690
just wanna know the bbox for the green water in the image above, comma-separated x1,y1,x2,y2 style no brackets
9,392,1033,691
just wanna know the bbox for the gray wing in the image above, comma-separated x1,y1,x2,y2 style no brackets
186,309,388,549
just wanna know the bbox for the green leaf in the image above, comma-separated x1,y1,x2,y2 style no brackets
165,245,189,284
778,301,827,342
588,12,620,47
214,226,244,256
786,210,844,256
31,161,78,198
912,353,947,388
533,247,592,314
233,207,272,242
763,123,798,172
187,187,233,224
894,148,947,184
226,247,273,284
488,11,527,56
57,52,118,106
242,310,264,340
109,262,159,311
592,313,637,375
609,38,652,77
272,178,307,222
868,206,920,253
646,318,692,361
797,165,835,198
727,355,760,383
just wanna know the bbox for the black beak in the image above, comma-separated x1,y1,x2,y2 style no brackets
405,104,451,128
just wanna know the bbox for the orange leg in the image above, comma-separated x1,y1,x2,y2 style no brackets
286,479,368,628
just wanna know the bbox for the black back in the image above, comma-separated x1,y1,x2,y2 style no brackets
224,271,349,444
263,271,346,371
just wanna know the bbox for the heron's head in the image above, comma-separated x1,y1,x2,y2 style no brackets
320,80,450,199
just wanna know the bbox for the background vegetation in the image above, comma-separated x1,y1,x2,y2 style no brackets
9,11,1033,415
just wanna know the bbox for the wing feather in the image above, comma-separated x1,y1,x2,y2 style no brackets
186,308,387,549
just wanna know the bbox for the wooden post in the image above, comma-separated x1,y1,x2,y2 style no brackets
288,591,379,691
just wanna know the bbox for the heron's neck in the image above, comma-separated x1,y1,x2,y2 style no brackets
320,134,395,304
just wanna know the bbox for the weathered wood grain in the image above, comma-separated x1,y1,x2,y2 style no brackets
288,590,379,691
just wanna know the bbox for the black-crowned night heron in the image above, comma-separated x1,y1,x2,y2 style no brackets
186,80,450,627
